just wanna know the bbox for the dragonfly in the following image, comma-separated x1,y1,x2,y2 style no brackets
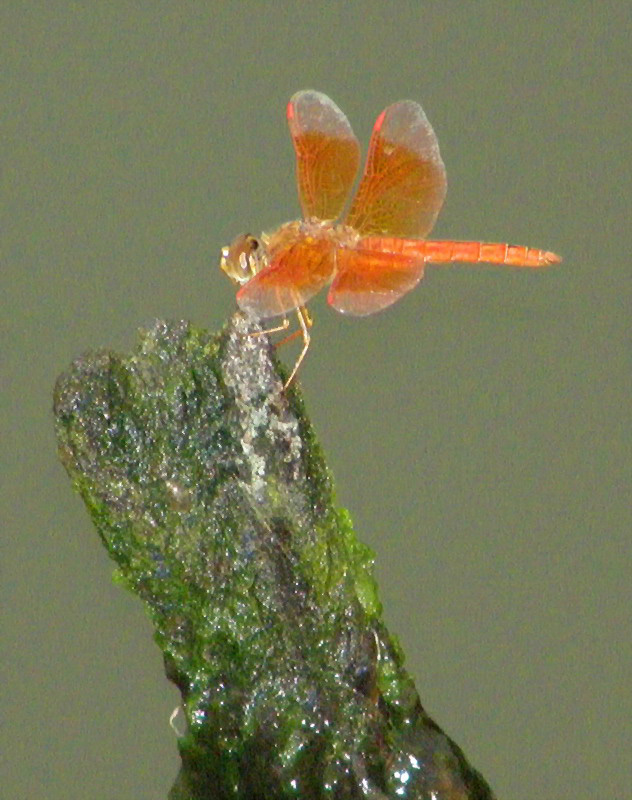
220,90,561,386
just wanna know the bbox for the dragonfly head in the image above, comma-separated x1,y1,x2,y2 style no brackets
219,233,265,285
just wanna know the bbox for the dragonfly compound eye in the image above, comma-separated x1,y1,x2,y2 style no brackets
219,233,264,285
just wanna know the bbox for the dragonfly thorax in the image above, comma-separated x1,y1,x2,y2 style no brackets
262,218,360,256
220,220,361,288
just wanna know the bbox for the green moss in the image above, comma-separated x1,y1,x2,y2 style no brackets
54,314,496,799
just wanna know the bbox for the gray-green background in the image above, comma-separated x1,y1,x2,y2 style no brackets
3,3,629,798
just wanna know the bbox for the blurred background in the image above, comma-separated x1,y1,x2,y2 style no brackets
3,2,629,798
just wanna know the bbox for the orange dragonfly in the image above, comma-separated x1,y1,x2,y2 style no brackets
221,90,560,386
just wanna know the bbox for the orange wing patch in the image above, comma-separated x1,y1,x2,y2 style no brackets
237,236,336,319
345,100,447,238
287,90,361,222
328,245,425,316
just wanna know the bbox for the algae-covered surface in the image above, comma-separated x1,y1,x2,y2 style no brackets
53,313,495,799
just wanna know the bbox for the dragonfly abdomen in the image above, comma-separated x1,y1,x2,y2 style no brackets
363,237,560,267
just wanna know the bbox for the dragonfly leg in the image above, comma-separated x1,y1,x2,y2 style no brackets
283,305,313,389
247,316,290,339
275,306,313,348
